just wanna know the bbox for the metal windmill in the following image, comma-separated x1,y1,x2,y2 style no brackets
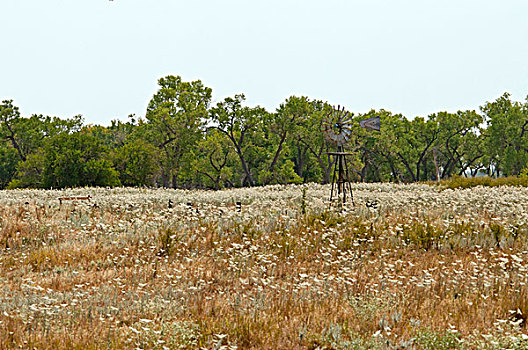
322,106,381,205
323,105,356,205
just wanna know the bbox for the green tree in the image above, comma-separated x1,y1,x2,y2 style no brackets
393,116,440,181
191,129,234,189
0,100,26,161
357,110,406,182
7,150,46,189
293,101,338,183
482,93,528,176
208,94,268,186
83,117,138,150
262,96,313,184
41,132,120,188
146,75,212,187
113,139,160,186
459,130,486,177
433,110,483,179
0,145,18,189
1,100,85,188
0,101,83,163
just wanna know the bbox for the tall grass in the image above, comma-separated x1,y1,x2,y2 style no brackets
1,184,528,348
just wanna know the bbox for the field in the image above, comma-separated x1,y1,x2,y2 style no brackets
2,184,528,349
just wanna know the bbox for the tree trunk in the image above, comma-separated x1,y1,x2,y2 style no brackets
360,162,368,182
267,131,288,184
385,155,401,183
269,132,287,173
230,135,254,187
161,173,170,188
416,140,436,181
295,141,306,179
4,120,26,162
397,152,416,182
237,150,254,186
432,148,440,181
299,138,334,184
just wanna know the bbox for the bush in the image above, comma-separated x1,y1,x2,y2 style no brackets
414,329,462,350
430,175,528,189
41,132,121,188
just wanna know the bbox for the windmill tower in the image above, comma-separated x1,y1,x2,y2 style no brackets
322,106,381,205
322,106,355,204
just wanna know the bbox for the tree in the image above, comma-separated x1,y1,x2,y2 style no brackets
0,145,18,189
457,130,486,177
0,101,83,163
41,132,120,188
357,110,406,182
393,116,440,181
146,75,212,187
482,93,528,176
0,100,26,162
433,110,483,179
262,96,312,184
191,129,234,189
208,94,268,186
293,101,338,184
82,118,135,150
8,150,46,189
1,100,84,188
113,139,160,187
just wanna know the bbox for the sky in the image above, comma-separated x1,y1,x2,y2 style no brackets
1,0,528,125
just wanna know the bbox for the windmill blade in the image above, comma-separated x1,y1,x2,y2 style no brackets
341,115,353,126
336,105,345,119
342,127,353,137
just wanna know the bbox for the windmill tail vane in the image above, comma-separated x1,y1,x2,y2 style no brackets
360,116,381,131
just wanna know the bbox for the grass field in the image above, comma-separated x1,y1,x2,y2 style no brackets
2,183,528,349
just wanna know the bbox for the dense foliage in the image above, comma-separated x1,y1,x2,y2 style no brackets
1,75,527,189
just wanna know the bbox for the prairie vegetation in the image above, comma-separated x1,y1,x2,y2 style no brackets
2,183,528,349
431,174,528,189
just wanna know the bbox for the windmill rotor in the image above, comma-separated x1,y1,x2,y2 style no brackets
322,105,354,147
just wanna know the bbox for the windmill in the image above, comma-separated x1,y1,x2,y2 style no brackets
322,106,380,205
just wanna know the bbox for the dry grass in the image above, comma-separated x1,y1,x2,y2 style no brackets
2,184,528,349
428,175,528,189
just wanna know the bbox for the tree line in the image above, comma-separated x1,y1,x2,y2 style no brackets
0,75,527,190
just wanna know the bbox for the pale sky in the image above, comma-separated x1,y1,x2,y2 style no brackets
2,0,528,125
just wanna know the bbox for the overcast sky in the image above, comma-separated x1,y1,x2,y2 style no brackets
1,0,528,125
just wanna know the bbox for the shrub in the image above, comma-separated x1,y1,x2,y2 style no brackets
430,175,528,189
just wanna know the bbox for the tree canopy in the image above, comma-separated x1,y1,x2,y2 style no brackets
1,77,527,189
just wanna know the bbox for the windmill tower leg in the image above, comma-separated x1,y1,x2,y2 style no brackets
329,150,354,206
343,154,354,205
330,153,339,203
328,150,355,206
338,152,345,203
